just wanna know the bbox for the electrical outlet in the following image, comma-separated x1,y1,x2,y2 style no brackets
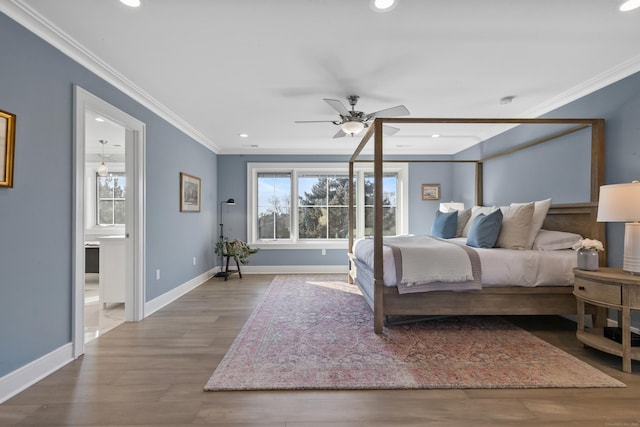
193,257,197,266
156,269,160,280
322,249,326,256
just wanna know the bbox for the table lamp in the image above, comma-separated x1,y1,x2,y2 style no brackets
596,181,640,274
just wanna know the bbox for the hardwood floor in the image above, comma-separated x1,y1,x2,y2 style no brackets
1,274,639,426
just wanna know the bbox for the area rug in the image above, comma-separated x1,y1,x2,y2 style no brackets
205,275,625,390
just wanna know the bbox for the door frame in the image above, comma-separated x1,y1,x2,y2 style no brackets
72,86,146,358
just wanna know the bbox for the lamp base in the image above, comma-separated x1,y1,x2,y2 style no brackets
623,222,640,275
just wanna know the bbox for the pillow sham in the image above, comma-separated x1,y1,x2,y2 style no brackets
462,206,497,237
431,210,458,238
456,208,472,237
466,209,503,248
511,198,552,249
495,202,535,250
533,229,583,251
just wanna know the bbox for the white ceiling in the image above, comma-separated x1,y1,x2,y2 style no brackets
5,0,640,155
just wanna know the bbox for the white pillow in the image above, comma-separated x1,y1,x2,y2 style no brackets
495,202,535,250
533,229,583,251
462,206,496,237
511,198,552,249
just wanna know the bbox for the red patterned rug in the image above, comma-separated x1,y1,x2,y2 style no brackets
205,275,625,390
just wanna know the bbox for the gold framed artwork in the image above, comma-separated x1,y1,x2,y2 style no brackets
180,172,201,212
421,184,440,201
0,109,16,188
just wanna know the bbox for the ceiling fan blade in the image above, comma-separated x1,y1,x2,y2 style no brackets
382,125,400,136
367,105,410,119
324,98,350,116
333,128,347,139
294,120,337,123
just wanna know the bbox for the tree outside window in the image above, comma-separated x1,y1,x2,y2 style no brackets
257,173,291,239
97,172,126,225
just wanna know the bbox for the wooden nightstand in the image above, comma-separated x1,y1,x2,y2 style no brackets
573,267,640,373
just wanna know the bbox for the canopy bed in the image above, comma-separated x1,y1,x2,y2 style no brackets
347,118,606,333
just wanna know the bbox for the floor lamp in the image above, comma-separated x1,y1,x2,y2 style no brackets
215,198,236,277
597,181,640,274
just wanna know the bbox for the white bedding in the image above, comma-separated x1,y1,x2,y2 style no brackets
352,236,577,288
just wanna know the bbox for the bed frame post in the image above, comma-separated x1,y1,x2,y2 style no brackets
475,161,483,206
373,119,385,334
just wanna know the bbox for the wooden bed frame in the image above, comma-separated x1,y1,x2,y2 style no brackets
347,118,606,333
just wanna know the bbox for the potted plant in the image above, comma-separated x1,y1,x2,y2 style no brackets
572,238,604,271
215,237,259,265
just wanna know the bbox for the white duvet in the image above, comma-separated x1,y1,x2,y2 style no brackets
352,236,577,288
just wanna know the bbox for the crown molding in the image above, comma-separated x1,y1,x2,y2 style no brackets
524,53,640,119
0,0,221,153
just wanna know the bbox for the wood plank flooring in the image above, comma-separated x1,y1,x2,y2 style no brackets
1,274,639,426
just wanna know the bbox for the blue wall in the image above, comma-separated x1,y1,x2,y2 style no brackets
459,71,640,267
0,12,216,377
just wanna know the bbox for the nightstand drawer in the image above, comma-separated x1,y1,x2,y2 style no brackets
574,277,621,305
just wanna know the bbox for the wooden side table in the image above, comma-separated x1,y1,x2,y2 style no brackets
573,267,640,373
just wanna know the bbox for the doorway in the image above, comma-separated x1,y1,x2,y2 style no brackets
73,86,146,358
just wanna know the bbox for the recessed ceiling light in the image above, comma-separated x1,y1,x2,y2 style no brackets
370,0,397,12
620,0,640,11
120,0,141,8
431,134,441,138
95,117,105,122
238,133,249,138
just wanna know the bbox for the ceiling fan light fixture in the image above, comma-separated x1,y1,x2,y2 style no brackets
620,0,640,11
341,120,365,136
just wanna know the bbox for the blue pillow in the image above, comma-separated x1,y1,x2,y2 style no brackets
466,209,503,248
431,210,458,239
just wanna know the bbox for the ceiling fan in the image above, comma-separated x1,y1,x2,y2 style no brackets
295,95,410,138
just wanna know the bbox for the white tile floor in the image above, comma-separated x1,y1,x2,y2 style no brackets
84,278,125,343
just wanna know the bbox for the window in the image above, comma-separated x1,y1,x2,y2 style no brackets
257,173,291,239
248,163,408,248
97,172,126,225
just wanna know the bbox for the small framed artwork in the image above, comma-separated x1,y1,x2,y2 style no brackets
180,172,201,212
421,184,440,201
0,109,16,188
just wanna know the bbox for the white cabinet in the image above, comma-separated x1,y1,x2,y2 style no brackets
99,236,126,307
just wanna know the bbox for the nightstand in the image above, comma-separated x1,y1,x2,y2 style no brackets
573,267,640,373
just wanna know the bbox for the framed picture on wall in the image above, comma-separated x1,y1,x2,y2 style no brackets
0,109,16,188
180,172,201,212
421,184,440,201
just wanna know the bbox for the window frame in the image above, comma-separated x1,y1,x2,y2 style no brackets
247,162,408,249
96,171,127,226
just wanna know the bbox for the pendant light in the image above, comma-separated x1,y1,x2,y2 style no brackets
97,139,109,177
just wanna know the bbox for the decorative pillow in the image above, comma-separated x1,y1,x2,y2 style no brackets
495,202,535,249
462,206,497,237
431,210,458,239
533,229,583,251
511,198,552,249
466,209,503,248
456,208,472,237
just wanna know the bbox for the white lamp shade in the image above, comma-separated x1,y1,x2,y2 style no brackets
341,120,365,135
596,181,640,222
439,202,465,212
97,163,109,177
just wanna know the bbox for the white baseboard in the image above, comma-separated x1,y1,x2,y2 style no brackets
239,265,349,275
0,343,73,404
144,268,215,316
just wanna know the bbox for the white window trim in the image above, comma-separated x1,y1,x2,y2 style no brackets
247,162,408,249
85,162,125,238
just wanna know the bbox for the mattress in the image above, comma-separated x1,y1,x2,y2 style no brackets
352,236,577,288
